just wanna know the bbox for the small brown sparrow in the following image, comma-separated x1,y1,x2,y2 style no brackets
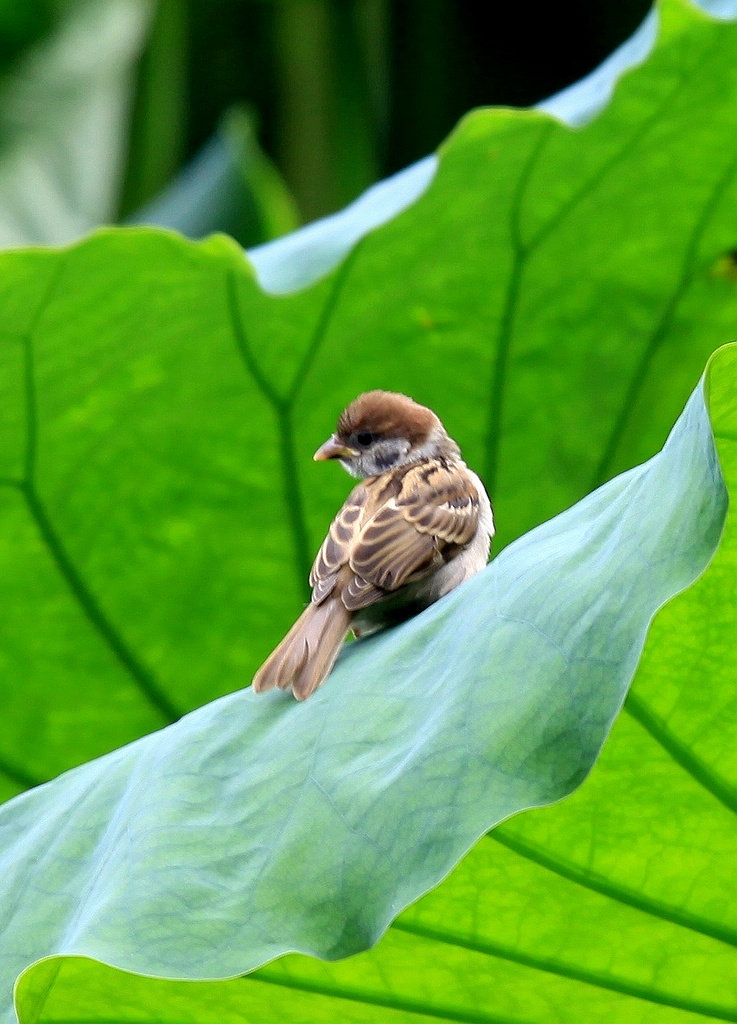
252,390,494,700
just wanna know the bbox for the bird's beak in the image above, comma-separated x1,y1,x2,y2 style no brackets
313,435,359,461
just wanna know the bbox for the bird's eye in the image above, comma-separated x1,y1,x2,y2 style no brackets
355,431,375,448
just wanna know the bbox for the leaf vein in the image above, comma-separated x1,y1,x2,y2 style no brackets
393,919,737,1022
626,691,737,815
484,122,553,491
528,35,716,253
247,971,531,1024
492,829,737,949
591,146,737,488
226,272,313,592
19,329,178,725
286,245,360,404
0,757,41,791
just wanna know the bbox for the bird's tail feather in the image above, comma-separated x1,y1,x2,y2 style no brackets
252,598,351,700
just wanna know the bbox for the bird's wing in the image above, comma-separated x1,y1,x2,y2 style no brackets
310,461,481,611
309,483,370,603
348,461,481,608
396,459,482,546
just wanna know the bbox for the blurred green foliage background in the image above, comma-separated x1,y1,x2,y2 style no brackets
0,0,651,239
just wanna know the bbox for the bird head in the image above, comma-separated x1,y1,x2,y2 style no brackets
314,390,460,479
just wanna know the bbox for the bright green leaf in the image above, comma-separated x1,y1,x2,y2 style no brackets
2,0,737,1020
1,0,737,798
3,341,730,1024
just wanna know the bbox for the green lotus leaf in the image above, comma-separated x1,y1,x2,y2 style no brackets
2,0,737,1020
2,336,729,1024
3,0,737,801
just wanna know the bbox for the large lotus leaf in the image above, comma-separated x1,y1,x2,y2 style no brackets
246,346,737,1024
2,0,737,801
1,337,729,1023
2,0,737,1021
283,343,737,1024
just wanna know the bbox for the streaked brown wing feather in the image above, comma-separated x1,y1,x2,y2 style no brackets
310,460,481,613
349,461,480,598
349,501,439,591
399,461,480,545
309,483,369,604
343,574,384,610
